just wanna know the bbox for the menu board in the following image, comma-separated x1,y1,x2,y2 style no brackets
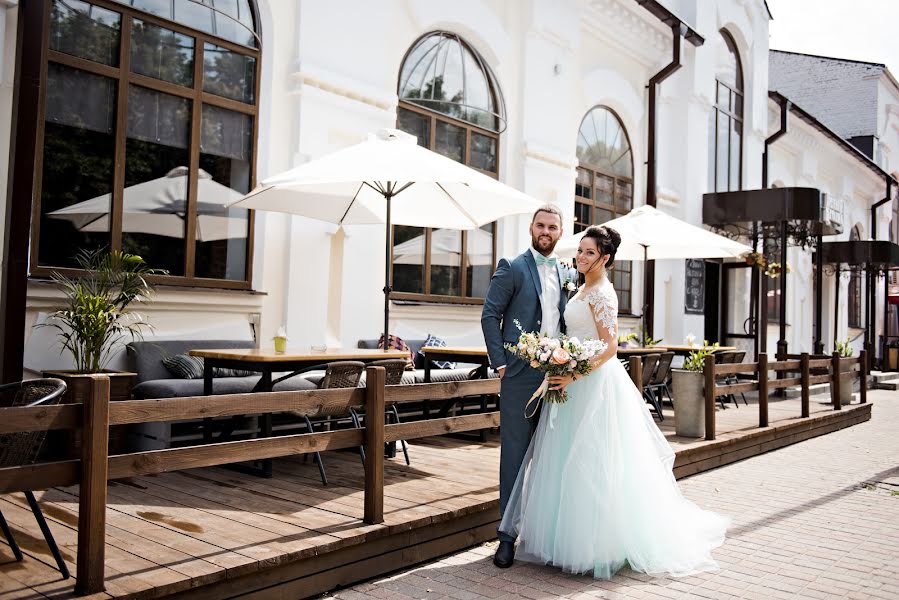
685,259,705,314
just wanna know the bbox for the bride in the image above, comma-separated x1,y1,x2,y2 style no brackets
498,225,729,579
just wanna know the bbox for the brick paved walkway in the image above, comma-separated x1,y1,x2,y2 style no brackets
321,389,899,600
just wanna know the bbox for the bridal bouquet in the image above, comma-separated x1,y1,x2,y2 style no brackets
504,319,607,408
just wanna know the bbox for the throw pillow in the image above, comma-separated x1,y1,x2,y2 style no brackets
162,354,205,379
378,334,416,370
212,366,257,378
420,333,455,369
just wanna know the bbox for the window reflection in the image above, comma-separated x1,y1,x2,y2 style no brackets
40,64,117,268
203,42,256,103
392,226,426,294
466,225,493,298
50,0,121,66
111,0,257,47
430,229,462,297
131,19,194,87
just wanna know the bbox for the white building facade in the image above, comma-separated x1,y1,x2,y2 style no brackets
0,0,894,376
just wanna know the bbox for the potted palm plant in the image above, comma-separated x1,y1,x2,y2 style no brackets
671,342,718,437
834,337,854,405
41,249,163,404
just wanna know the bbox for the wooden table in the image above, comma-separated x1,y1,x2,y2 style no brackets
655,345,737,357
618,346,670,356
189,347,408,476
420,346,491,441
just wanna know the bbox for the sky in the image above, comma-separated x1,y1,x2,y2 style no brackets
767,0,899,76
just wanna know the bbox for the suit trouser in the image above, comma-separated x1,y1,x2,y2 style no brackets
497,369,543,543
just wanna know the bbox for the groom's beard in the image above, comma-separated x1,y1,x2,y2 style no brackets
532,234,558,254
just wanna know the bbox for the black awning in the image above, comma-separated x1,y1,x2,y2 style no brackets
820,240,899,267
702,187,842,235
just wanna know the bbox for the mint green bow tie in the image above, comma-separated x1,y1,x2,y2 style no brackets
534,254,557,267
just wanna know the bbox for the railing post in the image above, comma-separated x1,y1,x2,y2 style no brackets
831,351,842,410
800,352,810,418
703,354,716,441
859,349,867,404
758,353,769,427
363,367,385,525
629,356,642,394
75,375,109,596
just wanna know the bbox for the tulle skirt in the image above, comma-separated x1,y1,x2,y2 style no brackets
498,358,729,579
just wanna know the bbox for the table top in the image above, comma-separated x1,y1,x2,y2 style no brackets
617,347,668,355
189,348,410,362
421,346,489,357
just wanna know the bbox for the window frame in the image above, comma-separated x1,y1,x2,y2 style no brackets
574,107,634,314
848,225,863,328
709,30,744,194
392,33,502,305
28,0,261,290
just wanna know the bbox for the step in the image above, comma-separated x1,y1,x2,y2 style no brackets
871,371,899,384
783,383,831,399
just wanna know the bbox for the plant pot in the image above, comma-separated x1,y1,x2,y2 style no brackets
888,347,898,371
671,369,705,438
831,360,853,405
42,370,136,457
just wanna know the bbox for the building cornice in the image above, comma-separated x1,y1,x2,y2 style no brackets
582,0,669,67
290,64,395,113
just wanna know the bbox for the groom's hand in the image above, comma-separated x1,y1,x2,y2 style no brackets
497,367,505,380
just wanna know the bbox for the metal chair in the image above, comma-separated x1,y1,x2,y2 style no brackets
640,354,663,420
0,378,70,579
715,351,743,408
723,350,748,405
644,352,675,412
369,359,410,465
293,361,365,485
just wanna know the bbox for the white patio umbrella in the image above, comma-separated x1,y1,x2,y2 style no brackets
555,204,752,334
48,167,247,242
230,128,543,341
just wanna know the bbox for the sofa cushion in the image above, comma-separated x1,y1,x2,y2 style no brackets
377,334,416,370
162,354,205,379
419,334,455,369
127,339,255,384
132,374,319,399
358,338,430,368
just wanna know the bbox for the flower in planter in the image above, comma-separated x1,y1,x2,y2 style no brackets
764,261,792,278
745,251,767,269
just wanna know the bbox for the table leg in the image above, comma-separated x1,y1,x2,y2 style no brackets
423,359,432,418
203,361,214,443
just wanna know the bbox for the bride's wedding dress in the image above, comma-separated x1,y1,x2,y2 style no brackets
498,276,729,579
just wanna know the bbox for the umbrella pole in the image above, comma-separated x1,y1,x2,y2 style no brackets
641,245,650,344
383,190,393,344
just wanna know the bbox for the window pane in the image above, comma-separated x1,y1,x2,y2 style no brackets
50,0,121,67
734,92,744,117
575,168,592,200
430,228,461,296
470,132,497,172
39,64,116,268
211,0,257,47
131,19,194,87
595,174,614,206
615,179,632,210
203,43,256,104
196,105,252,280
466,224,493,298
574,200,591,231
392,226,425,294
397,107,430,148
174,0,214,36
435,120,464,163
596,207,613,224
122,0,172,20
123,86,192,275
577,107,633,178
730,120,742,191
716,111,730,192
707,108,717,193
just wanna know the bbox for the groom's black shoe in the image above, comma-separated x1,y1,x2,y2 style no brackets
493,541,515,568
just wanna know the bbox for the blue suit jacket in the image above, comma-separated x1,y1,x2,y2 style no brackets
481,250,568,378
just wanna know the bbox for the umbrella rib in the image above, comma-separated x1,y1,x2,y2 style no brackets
436,182,478,228
340,182,368,225
394,182,414,195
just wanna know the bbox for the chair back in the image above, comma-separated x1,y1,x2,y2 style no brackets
730,350,746,364
368,359,407,386
649,352,675,385
317,361,366,418
641,354,660,387
0,379,67,469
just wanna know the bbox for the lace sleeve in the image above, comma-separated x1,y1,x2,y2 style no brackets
585,284,618,338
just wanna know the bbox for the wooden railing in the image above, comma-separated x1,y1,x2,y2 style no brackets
0,368,500,595
628,351,867,441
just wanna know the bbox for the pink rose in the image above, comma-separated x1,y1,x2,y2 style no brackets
550,347,571,365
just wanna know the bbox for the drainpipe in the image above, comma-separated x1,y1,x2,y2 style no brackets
760,96,790,359
642,21,686,339
868,179,895,370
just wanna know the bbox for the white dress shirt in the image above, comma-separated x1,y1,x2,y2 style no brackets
530,247,561,337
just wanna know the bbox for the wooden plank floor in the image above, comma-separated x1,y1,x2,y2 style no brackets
0,393,871,600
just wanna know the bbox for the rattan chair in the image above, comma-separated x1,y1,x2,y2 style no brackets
369,359,410,465
0,378,70,579
644,351,675,412
721,350,748,406
715,351,743,408
293,361,365,485
640,354,663,420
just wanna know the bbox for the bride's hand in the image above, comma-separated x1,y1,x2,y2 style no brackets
547,373,575,391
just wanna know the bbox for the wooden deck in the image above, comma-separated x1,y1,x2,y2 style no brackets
1,393,871,600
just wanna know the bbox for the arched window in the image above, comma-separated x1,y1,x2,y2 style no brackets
574,106,633,312
708,30,743,193
393,31,503,302
31,0,260,287
849,225,863,328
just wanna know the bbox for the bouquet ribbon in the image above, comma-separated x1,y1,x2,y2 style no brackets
524,377,560,430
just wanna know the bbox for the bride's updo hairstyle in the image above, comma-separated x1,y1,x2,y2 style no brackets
581,225,622,267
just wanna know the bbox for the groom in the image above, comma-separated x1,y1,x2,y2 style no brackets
481,204,566,568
